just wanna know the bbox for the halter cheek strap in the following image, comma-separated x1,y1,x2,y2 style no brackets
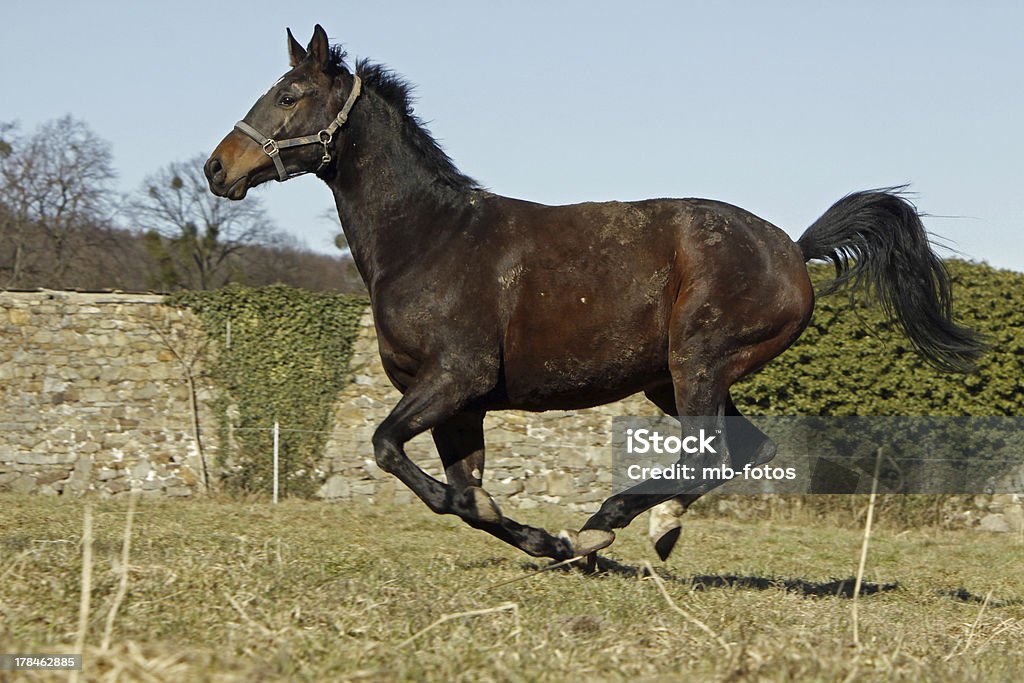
234,75,362,182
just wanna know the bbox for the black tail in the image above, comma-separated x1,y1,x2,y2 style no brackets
797,188,986,373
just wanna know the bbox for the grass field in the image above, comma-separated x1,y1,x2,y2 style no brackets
1,493,1022,682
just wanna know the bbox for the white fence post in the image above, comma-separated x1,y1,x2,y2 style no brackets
272,421,280,504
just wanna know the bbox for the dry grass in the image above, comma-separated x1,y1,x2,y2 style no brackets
1,493,1022,682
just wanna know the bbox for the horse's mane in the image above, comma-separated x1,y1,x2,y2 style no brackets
327,45,480,191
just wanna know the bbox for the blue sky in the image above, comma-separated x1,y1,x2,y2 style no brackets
3,1,1022,271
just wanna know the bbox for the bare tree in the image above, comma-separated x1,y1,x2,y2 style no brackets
0,117,116,287
131,155,278,290
0,121,30,286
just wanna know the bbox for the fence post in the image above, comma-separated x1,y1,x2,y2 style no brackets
272,421,280,504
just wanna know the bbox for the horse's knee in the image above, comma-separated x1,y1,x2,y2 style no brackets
732,434,777,469
372,430,402,474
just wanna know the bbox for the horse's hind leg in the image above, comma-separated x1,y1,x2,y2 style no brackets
576,299,803,556
643,383,703,560
568,325,735,556
645,387,777,560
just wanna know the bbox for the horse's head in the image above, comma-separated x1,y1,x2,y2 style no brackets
205,25,360,200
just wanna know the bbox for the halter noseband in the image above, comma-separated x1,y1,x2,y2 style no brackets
233,75,362,182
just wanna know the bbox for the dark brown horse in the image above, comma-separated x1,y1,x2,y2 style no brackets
206,26,984,563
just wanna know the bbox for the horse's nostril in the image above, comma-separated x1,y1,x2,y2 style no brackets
205,156,225,185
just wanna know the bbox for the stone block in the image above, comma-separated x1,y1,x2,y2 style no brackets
979,513,1010,533
319,474,351,500
989,494,1016,510
488,477,524,496
8,474,37,493
350,481,375,497
104,479,130,493
132,384,159,400
131,459,152,481
1003,504,1024,533
524,475,547,495
97,467,121,481
546,471,574,497
35,469,71,486
514,497,539,510
7,308,30,325
16,453,58,465
67,457,93,493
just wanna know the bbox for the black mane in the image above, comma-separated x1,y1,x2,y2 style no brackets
327,46,479,191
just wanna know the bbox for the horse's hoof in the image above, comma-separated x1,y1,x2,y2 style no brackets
555,531,601,571
649,498,686,561
574,529,615,556
459,486,502,524
652,526,681,562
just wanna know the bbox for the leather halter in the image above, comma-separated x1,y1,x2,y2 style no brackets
233,75,362,181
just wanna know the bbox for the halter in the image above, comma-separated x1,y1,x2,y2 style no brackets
233,75,362,182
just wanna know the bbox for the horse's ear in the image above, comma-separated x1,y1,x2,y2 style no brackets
307,24,331,71
287,28,307,67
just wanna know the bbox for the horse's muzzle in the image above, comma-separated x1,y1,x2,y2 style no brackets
204,154,248,200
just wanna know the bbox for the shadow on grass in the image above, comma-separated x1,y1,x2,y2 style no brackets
491,555,1022,606
938,587,1024,608
516,555,901,599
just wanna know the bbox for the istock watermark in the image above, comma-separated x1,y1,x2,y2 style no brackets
611,416,1024,495
624,427,719,455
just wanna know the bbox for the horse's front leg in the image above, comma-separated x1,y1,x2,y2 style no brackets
433,410,577,559
373,376,574,560
432,409,501,523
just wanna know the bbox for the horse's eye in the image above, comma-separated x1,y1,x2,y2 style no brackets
278,94,298,107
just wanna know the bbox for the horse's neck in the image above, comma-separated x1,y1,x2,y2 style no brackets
326,97,472,295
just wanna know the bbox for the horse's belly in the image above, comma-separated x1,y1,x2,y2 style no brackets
500,311,669,410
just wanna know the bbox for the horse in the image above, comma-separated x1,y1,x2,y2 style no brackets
205,25,984,563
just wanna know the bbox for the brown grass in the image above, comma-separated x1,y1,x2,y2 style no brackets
0,493,1021,682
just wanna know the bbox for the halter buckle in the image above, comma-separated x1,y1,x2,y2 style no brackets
262,139,280,157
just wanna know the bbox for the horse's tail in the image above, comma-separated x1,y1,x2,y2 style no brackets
796,187,986,372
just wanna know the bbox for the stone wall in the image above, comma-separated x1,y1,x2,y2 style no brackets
0,291,215,497
2,290,1021,533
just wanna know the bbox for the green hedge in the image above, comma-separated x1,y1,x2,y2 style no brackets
733,260,1023,417
169,285,368,497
